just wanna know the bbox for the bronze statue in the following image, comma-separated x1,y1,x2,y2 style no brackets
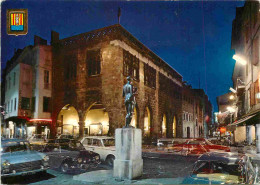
123,76,137,128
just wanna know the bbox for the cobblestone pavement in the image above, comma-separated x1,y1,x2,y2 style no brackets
2,155,197,184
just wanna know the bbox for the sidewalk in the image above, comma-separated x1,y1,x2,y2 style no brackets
73,170,184,184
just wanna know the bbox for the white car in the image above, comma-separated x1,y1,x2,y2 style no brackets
80,136,115,166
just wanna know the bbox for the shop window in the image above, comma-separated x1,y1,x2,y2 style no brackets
87,50,100,76
123,50,139,81
43,97,51,112
21,97,30,110
144,63,156,88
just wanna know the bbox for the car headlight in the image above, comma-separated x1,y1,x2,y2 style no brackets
2,160,10,168
78,158,83,163
43,155,49,161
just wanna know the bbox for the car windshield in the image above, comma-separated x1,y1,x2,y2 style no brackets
69,140,85,150
193,161,240,176
103,139,115,147
1,141,31,153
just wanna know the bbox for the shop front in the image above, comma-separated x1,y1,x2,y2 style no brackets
27,119,52,139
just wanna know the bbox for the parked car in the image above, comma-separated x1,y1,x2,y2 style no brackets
157,138,185,147
1,138,49,178
56,134,74,139
170,138,230,155
28,134,48,144
42,139,100,173
182,152,259,184
28,134,48,151
81,136,115,166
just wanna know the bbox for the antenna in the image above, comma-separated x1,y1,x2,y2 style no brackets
118,7,121,24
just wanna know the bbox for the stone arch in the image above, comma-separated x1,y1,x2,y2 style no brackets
83,102,110,136
162,113,167,138
130,103,139,128
173,115,177,138
144,106,151,137
56,104,80,136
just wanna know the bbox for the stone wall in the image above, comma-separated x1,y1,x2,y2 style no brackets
52,38,183,138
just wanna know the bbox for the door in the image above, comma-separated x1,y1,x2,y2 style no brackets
187,127,190,139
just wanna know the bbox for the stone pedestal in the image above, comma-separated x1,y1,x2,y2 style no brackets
247,125,253,145
256,124,260,153
113,128,143,180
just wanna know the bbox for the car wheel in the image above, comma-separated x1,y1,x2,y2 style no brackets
106,155,115,167
60,162,69,173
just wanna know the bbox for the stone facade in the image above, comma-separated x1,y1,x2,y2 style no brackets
182,84,195,138
51,24,183,138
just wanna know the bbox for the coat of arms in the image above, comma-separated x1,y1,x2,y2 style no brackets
7,9,28,35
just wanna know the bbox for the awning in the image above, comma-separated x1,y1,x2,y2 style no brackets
230,114,256,126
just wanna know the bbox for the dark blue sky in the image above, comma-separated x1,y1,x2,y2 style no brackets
1,0,245,112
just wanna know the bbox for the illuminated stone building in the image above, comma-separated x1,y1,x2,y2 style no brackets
51,24,183,138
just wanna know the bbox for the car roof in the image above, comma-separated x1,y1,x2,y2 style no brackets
198,152,244,164
1,138,28,145
82,136,114,139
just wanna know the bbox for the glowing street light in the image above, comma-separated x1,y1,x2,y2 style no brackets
229,95,235,100
227,106,236,113
233,54,247,65
229,87,237,93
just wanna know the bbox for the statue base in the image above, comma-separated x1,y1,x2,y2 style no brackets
113,128,143,180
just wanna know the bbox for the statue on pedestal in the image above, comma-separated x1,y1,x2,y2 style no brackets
122,76,137,128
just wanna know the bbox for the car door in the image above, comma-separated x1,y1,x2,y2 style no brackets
82,138,95,152
44,142,62,168
92,139,105,161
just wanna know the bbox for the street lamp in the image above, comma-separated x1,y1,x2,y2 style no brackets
233,54,247,65
227,106,236,113
229,95,235,100
229,87,237,93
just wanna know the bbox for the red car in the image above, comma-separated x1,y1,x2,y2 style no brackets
171,138,230,155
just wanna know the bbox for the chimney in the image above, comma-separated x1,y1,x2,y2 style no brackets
34,35,47,46
51,31,59,45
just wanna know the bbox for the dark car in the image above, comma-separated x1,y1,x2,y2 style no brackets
42,139,101,173
182,152,259,184
171,138,230,155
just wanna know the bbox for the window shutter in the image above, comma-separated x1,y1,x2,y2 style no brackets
253,37,259,65
250,83,255,106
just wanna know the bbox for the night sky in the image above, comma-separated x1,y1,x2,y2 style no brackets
1,0,245,112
